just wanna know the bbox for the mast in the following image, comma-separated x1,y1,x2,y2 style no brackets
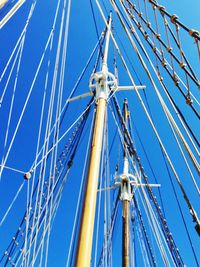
75,15,112,267
122,99,131,267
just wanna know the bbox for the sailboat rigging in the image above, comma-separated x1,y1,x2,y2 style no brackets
0,0,199,266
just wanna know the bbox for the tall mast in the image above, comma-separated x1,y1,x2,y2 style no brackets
122,99,131,267
75,15,113,267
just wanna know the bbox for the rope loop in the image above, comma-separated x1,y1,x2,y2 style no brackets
155,33,160,39
173,74,179,85
170,14,179,24
158,5,165,14
179,62,186,69
189,29,200,39
138,12,142,17
146,21,151,28
166,46,172,52
186,94,193,105
161,59,167,67
144,33,149,40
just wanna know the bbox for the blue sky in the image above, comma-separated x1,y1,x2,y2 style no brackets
0,0,199,266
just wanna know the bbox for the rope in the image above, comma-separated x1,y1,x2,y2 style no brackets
97,193,120,267
131,121,165,214
0,39,22,105
66,108,95,267
42,1,72,264
147,0,200,41
27,17,61,261
110,102,170,264
0,164,25,174
1,99,92,266
26,0,63,253
133,199,157,267
137,187,173,266
0,35,25,181
0,181,25,227
0,1,37,83
111,1,200,174
121,1,200,115
29,35,102,172
161,149,200,267
90,0,104,58
165,21,198,80
123,0,200,101
135,215,151,267
94,111,108,267
111,96,185,265
98,2,199,234
31,100,94,172
110,102,174,265
0,29,54,180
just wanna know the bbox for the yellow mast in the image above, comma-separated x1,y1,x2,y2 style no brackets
75,15,112,267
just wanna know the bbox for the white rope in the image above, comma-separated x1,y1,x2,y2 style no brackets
0,39,22,105
31,100,94,172
23,0,62,261
98,195,120,267
94,111,108,267
130,203,136,267
135,217,151,267
66,108,95,267
24,96,92,264
28,37,100,173
151,39,200,107
13,165,65,265
0,30,54,181
31,168,72,266
24,0,64,262
137,185,174,266
103,136,108,266
105,111,112,266
116,1,200,172
130,148,175,265
0,164,25,174
0,181,25,227
22,31,55,266
97,3,198,207
94,145,104,266
17,168,71,267
42,1,72,263
0,1,36,83
163,105,200,194
0,0,26,29
30,0,70,261
0,36,25,179
109,102,175,266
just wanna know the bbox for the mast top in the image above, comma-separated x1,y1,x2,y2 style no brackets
102,13,112,72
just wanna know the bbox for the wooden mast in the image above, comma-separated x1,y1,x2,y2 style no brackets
75,16,112,267
122,99,130,267
123,200,130,267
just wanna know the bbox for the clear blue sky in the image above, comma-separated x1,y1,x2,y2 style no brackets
0,0,199,266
